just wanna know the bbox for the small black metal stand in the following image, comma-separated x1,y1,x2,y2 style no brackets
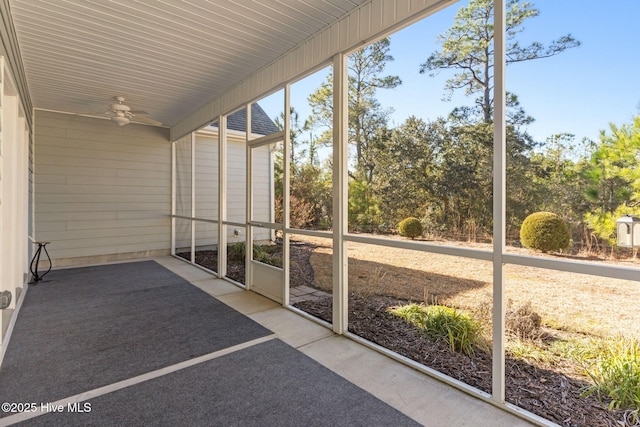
29,241,52,284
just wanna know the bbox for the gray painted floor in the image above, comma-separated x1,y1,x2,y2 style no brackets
0,260,421,426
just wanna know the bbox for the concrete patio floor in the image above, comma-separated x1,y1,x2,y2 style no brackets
0,256,537,426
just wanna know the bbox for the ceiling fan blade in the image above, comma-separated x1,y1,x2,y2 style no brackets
131,115,163,126
78,110,111,116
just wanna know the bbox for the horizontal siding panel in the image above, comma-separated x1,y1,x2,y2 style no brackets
36,144,168,165
36,202,169,213
195,193,217,201
49,246,120,259
40,225,169,243
63,128,150,145
35,114,118,133
36,135,169,157
117,169,170,179
36,194,168,204
34,174,68,184
117,211,169,220
36,165,117,177
117,241,172,254
35,221,68,232
35,125,68,138
64,175,168,188
36,154,170,172
35,184,168,195
226,195,247,203
194,199,217,208
36,211,118,222
66,218,169,231
49,239,170,260
195,177,218,186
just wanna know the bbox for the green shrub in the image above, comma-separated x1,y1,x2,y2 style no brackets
398,217,423,239
520,212,571,253
389,304,487,355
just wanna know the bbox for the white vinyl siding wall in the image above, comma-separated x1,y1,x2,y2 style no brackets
225,135,247,224
34,110,171,264
174,130,272,252
251,144,272,224
195,134,218,220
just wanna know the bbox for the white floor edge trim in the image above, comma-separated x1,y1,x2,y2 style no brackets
0,334,277,426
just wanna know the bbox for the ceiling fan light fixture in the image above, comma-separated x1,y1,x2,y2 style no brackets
110,103,130,112
111,115,130,126
83,96,161,127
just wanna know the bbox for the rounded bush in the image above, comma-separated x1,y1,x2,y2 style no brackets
520,212,571,253
398,217,423,239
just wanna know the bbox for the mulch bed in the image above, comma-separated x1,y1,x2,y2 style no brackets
177,240,316,287
294,294,634,427
180,244,636,427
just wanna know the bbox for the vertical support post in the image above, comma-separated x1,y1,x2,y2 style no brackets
245,104,253,290
29,111,36,268
17,113,27,281
282,85,291,306
29,99,35,265
492,0,507,404
0,56,4,303
190,132,196,263
218,115,227,279
170,140,176,255
332,53,349,334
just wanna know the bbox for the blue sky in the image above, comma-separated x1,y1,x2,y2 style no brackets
260,0,640,152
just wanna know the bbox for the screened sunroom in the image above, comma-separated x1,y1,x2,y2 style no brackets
1,1,638,426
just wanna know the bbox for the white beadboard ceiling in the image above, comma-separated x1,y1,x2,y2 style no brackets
8,0,366,127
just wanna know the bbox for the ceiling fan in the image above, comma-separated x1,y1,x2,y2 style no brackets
89,96,162,127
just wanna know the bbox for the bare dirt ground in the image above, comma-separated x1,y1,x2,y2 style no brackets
301,234,640,338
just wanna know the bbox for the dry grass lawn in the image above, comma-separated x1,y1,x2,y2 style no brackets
296,234,640,339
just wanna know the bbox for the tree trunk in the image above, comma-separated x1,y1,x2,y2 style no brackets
482,45,492,123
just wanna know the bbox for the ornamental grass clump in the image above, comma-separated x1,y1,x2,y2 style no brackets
582,337,640,421
227,242,282,267
506,301,543,341
389,303,487,356
520,211,571,253
398,217,423,239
